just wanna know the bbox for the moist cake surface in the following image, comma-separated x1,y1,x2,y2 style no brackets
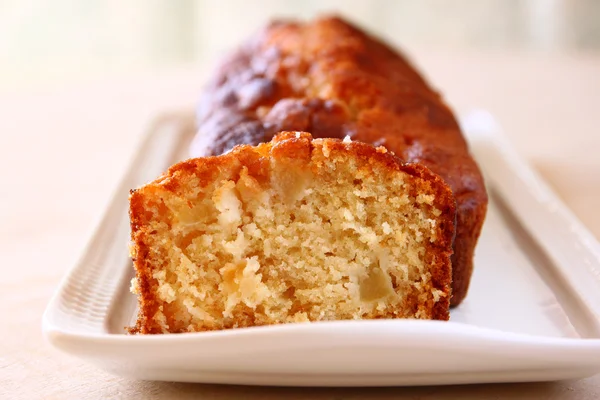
129,132,455,334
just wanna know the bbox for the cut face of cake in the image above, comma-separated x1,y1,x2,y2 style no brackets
128,132,456,334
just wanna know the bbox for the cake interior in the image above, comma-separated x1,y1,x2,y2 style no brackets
132,143,447,332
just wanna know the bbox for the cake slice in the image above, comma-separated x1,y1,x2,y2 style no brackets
128,132,456,334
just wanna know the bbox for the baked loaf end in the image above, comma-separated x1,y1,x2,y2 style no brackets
129,132,455,333
191,15,488,306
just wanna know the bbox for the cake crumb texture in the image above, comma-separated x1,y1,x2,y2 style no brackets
129,132,455,334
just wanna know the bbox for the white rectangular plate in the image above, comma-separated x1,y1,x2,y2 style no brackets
42,110,600,387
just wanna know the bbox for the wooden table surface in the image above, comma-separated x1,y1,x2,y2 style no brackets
2,50,600,399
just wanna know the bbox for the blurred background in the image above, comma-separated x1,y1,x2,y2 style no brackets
2,0,600,91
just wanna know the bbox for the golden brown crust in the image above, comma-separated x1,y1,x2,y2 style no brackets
191,15,487,305
130,132,455,333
